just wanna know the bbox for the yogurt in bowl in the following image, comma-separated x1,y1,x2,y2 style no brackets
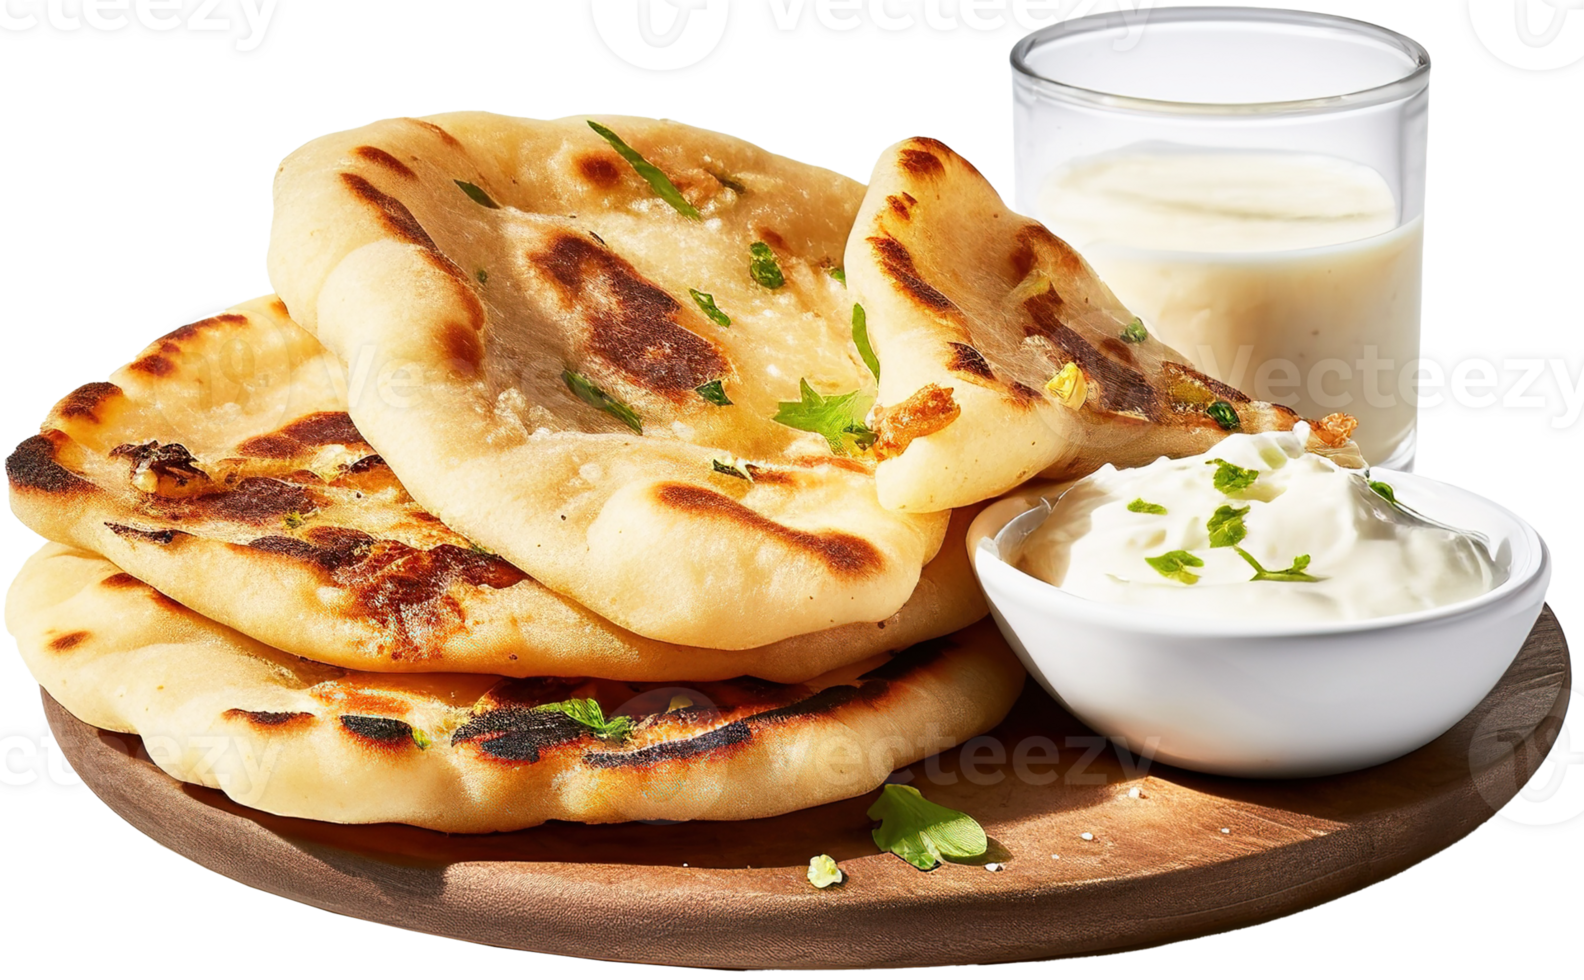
969,430,1550,778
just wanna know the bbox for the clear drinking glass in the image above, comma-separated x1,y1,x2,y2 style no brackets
1012,7,1430,469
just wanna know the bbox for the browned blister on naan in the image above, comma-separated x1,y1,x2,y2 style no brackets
268,113,948,649
846,138,1306,512
5,299,986,681
6,544,1024,832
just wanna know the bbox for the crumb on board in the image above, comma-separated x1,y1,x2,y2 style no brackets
1220,828,1231,835
1080,832,1094,841
984,862,1004,873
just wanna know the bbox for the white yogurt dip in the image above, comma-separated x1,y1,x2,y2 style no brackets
1015,426,1497,623
1038,148,1423,466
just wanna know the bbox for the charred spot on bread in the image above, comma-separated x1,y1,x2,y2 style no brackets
7,434,94,495
652,483,884,577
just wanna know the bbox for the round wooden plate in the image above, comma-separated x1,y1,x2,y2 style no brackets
46,607,1569,969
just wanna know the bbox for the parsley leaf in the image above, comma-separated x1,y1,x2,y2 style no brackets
1121,317,1148,343
453,179,499,209
1234,548,1321,583
1146,550,1204,585
689,288,731,327
534,698,633,742
1206,504,1250,548
1206,458,1259,494
708,169,746,194
807,854,844,889
411,727,433,751
1127,498,1167,515
749,241,785,289
773,379,874,455
586,120,701,220
563,369,643,434
828,267,847,286
851,303,880,381
1369,480,1397,505
282,511,307,530
695,379,732,406
475,268,489,285
868,784,988,871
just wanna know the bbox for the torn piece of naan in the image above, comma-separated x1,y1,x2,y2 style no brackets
845,137,1308,513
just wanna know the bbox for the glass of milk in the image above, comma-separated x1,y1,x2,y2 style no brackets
1012,8,1430,469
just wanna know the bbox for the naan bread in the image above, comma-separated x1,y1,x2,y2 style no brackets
5,298,986,682
846,138,1303,512
8,544,1024,832
268,113,946,649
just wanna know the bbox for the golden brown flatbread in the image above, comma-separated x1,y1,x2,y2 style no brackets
7,543,1024,832
5,297,986,682
845,137,1304,512
268,113,947,649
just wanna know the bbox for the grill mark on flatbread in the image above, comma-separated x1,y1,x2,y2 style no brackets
452,706,591,763
237,412,369,459
1023,292,1157,418
899,147,945,178
311,686,406,716
6,434,95,495
129,342,180,376
859,634,954,680
746,683,869,722
48,631,88,652
868,234,955,313
339,714,418,750
1100,336,1138,368
405,117,460,148
160,313,251,345
57,382,122,423
109,441,209,489
353,145,416,180
223,708,315,730
340,172,439,252
583,720,753,769
533,233,729,394
105,523,191,545
174,477,321,525
886,192,917,220
946,342,994,380
100,572,143,588
652,483,884,577
576,154,622,187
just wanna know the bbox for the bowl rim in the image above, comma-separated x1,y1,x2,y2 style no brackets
972,467,1549,640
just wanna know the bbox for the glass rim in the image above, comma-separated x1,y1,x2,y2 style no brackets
1010,6,1431,117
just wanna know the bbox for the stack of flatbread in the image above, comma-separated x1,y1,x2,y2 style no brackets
6,114,1328,833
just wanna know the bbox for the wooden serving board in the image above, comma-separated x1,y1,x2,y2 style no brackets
46,607,1570,969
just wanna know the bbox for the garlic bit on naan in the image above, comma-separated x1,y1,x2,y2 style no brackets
7,544,1024,833
268,113,949,650
846,137,1315,513
4,298,986,682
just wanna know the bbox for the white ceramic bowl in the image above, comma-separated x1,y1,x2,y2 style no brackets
969,469,1551,778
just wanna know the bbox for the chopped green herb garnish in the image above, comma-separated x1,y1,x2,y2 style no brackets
535,698,633,742
454,179,498,209
828,267,847,286
749,241,785,289
587,120,701,219
774,379,874,455
1121,317,1148,343
1369,480,1397,505
283,511,307,530
1206,504,1250,549
475,268,489,285
807,854,844,888
1127,498,1167,515
467,540,496,557
868,784,988,871
1207,400,1241,431
563,369,643,434
411,727,433,751
710,455,754,481
689,288,731,327
695,379,732,406
1146,550,1204,585
851,303,880,381
1234,548,1321,583
1206,458,1259,494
